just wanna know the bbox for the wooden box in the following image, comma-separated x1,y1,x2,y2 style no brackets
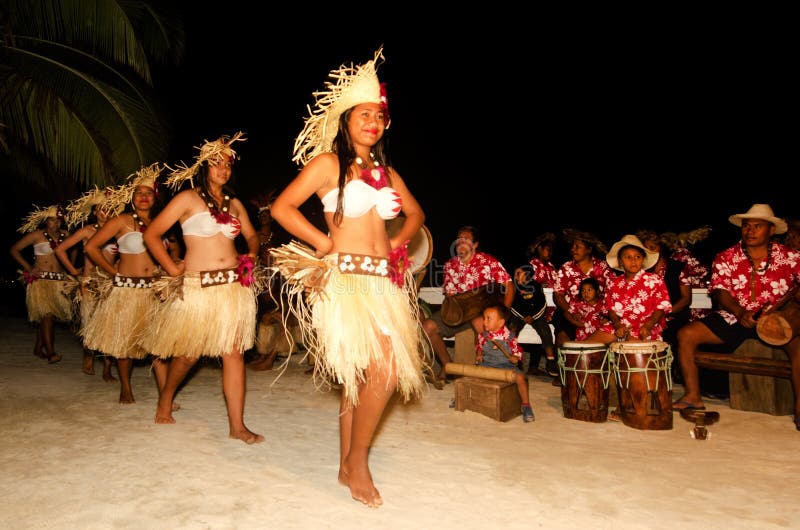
729,340,793,416
454,377,522,422
453,328,477,365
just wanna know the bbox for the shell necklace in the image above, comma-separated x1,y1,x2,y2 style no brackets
355,152,387,190
197,188,232,224
131,213,148,232
742,241,771,302
43,230,65,250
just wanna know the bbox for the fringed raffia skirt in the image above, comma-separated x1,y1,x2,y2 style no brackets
25,272,74,323
81,274,156,359
142,269,256,359
270,242,431,408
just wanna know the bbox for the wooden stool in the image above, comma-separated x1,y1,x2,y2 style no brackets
454,377,522,422
729,340,793,416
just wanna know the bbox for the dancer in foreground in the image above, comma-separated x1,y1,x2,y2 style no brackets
270,47,429,506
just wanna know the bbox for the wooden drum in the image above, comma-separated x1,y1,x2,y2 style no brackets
558,342,611,423
609,341,673,430
757,299,800,346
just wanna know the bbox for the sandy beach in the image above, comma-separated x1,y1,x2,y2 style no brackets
1,315,798,530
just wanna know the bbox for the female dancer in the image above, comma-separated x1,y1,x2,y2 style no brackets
142,132,263,445
270,48,428,507
57,187,122,379
82,164,170,403
10,204,74,363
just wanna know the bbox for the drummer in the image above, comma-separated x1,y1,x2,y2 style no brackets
584,234,672,344
672,204,800,431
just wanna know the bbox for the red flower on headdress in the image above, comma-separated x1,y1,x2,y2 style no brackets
379,82,390,124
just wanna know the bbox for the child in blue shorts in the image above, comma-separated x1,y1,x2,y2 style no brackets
476,304,535,422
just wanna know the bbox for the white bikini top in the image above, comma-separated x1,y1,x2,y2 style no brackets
320,180,402,220
102,242,118,255
181,211,241,240
116,231,146,255
33,242,53,256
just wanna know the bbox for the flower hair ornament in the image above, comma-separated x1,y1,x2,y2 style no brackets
292,47,389,167
165,132,246,191
17,204,65,234
65,186,125,228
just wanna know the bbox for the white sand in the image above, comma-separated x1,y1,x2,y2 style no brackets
0,317,798,530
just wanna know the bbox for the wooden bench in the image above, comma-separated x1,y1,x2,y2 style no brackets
694,339,793,415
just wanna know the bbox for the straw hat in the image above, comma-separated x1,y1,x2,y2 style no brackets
562,228,608,256
728,203,787,234
606,234,659,271
17,204,65,233
165,132,246,190
292,47,388,167
65,187,124,228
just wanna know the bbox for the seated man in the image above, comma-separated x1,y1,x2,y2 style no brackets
673,204,800,432
421,225,514,388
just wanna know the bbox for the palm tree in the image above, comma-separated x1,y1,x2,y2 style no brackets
0,0,185,192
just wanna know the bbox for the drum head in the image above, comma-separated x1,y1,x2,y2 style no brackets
609,340,668,353
561,342,607,349
386,218,433,274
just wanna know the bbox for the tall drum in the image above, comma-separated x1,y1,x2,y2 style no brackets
558,342,611,423
609,341,673,430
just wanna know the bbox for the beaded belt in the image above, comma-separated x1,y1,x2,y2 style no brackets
39,271,69,281
337,253,390,278
199,267,240,288
114,274,154,289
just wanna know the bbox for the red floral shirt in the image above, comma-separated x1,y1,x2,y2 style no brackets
554,258,615,303
600,270,672,339
443,252,511,296
671,247,709,287
529,256,558,320
709,241,800,324
476,326,524,360
568,299,607,340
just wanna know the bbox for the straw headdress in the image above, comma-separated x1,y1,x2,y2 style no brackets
659,226,712,251
292,47,387,167
65,187,126,228
562,228,608,256
165,132,246,190
101,162,162,214
18,204,65,234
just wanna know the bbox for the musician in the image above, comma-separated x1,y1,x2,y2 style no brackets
551,229,615,358
672,204,800,432
421,225,514,388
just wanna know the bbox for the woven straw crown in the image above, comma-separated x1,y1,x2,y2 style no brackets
292,47,385,167
165,132,246,190
65,187,124,228
18,204,64,233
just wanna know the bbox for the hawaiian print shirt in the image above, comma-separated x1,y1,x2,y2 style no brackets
671,247,710,287
443,251,511,296
600,269,672,339
568,299,607,340
476,326,524,360
529,256,558,320
554,258,615,303
710,241,800,324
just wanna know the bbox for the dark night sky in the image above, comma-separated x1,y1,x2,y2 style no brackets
3,11,795,278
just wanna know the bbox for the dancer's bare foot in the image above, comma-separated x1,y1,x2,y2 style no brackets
102,359,116,381
119,392,135,404
229,428,265,444
47,353,62,364
339,462,382,507
248,352,278,371
82,353,95,375
33,347,47,359
154,412,175,424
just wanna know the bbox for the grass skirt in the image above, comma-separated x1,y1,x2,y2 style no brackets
26,277,74,323
81,283,155,359
142,272,256,358
270,242,432,408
